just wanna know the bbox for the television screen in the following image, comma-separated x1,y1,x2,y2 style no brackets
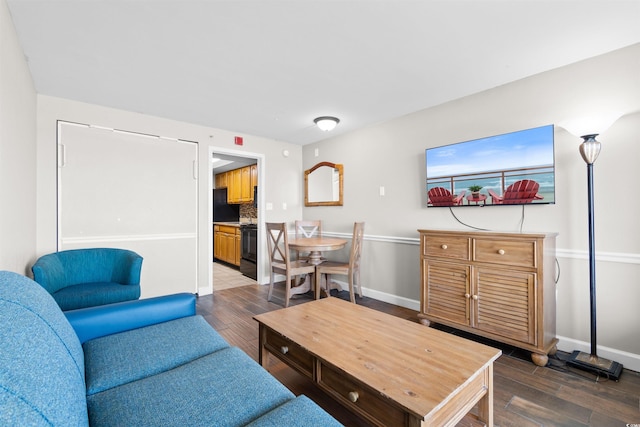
426,124,555,207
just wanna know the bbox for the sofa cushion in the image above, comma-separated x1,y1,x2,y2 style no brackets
84,315,230,395
53,281,141,311
245,395,343,426
0,271,88,426
87,347,295,427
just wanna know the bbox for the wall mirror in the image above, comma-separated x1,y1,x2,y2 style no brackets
305,162,344,206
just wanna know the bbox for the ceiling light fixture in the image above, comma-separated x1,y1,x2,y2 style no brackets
314,116,340,131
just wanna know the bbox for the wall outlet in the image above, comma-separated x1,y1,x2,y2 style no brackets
266,202,273,211
282,202,287,210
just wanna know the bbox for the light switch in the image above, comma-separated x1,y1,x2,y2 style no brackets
282,202,287,210
266,202,273,211
379,186,385,196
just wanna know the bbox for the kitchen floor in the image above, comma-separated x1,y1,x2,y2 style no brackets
212,261,256,291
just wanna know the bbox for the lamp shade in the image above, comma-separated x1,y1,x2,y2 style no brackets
560,112,623,138
314,116,340,131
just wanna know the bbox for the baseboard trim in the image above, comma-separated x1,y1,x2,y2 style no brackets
556,335,640,373
359,285,421,311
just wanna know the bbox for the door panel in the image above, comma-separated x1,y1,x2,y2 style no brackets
57,122,198,298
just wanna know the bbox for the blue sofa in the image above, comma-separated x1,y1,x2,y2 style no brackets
0,271,341,426
31,248,143,310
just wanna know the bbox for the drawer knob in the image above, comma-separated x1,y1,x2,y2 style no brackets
280,346,289,355
498,249,505,255
472,295,479,300
441,244,448,250
348,391,359,403
465,293,471,299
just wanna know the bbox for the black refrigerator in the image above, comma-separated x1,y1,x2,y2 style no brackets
213,189,239,222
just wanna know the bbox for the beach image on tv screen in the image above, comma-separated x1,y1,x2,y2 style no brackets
426,124,555,207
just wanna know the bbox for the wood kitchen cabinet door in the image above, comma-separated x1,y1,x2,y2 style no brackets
240,166,252,202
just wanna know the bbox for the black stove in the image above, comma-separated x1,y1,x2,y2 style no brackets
239,224,258,280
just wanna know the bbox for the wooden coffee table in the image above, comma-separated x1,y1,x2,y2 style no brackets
254,298,501,427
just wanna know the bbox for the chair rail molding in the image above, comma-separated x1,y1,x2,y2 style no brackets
556,248,640,265
323,232,640,265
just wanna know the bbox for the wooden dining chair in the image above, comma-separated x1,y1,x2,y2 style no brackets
314,222,365,303
293,220,322,261
265,222,316,308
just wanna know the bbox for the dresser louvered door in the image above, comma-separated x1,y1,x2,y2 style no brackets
474,267,536,345
423,260,470,325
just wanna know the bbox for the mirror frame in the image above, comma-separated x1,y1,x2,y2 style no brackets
304,162,344,207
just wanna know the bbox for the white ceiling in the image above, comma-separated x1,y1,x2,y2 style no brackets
7,0,640,145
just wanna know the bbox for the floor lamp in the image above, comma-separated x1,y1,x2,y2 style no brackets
565,131,623,381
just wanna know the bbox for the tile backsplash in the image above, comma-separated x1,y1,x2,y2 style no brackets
240,203,257,219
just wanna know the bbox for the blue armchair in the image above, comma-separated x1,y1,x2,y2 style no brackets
32,248,143,311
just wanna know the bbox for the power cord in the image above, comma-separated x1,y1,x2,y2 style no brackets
448,207,491,231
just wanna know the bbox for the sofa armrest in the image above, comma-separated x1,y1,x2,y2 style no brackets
65,293,196,343
31,254,66,294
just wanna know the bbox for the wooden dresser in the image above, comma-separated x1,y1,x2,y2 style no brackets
418,229,558,366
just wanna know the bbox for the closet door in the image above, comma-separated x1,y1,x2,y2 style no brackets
57,121,198,298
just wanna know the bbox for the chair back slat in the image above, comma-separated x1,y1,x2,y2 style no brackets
266,222,290,269
295,220,322,238
350,222,365,271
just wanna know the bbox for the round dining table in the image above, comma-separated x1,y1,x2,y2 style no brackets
288,237,347,265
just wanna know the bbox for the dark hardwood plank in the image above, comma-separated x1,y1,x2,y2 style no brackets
196,283,640,427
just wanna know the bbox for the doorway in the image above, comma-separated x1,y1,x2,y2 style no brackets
209,147,264,292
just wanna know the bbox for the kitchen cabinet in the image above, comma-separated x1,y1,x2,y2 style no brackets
251,164,258,187
214,224,241,266
418,229,558,366
224,165,256,204
215,171,228,189
228,169,242,203
240,166,252,202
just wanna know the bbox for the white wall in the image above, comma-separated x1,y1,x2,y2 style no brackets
35,96,305,295
0,0,37,274
303,44,640,370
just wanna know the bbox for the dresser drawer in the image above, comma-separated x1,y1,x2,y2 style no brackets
318,363,405,427
263,328,313,379
423,235,470,261
473,238,537,268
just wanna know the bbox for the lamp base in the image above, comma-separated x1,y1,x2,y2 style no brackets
566,350,623,381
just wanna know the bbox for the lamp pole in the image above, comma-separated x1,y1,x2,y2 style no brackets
567,134,623,380
579,134,600,357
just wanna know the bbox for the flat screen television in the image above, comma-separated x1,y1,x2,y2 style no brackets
426,124,555,207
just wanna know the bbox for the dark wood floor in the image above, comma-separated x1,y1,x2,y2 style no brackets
196,283,640,427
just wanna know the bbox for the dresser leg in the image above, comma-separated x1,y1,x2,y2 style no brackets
531,353,549,367
418,318,431,327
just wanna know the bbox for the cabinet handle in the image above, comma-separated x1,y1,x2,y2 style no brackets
280,346,289,355
498,249,505,255
348,391,359,403
441,244,448,250
472,295,478,300
465,293,471,299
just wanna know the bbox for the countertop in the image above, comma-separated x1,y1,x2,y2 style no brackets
213,222,241,227
213,221,258,227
